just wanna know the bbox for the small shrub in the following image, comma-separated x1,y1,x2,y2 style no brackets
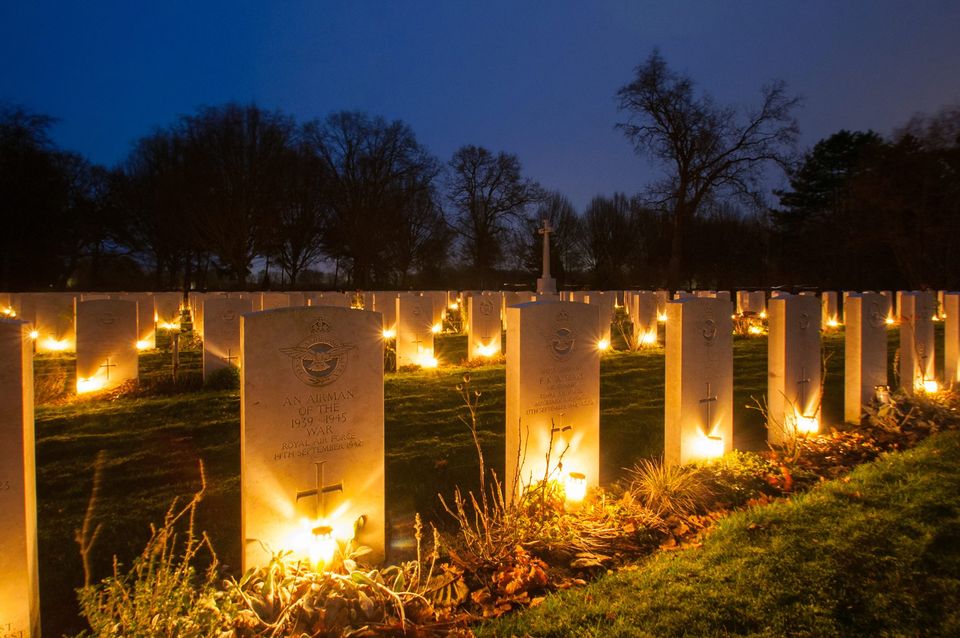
627,458,712,517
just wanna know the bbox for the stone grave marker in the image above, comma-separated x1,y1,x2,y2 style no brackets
241,307,384,569
844,293,888,423
396,294,434,367
665,297,733,464
373,292,398,337
75,300,138,393
899,291,936,394
154,292,182,329
116,292,157,349
468,292,502,360
631,291,659,347
260,292,289,311
585,291,615,348
945,293,960,387
505,301,600,502
768,294,822,444
0,319,40,637
202,297,253,381
23,292,76,353
821,291,840,328
654,290,669,319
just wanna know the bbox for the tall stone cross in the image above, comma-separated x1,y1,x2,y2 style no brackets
536,218,557,294
296,461,344,530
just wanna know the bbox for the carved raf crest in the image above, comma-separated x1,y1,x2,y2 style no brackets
868,301,885,329
543,309,576,360
799,312,811,331
222,310,238,323
280,316,354,387
98,312,115,327
702,319,718,343
479,297,495,317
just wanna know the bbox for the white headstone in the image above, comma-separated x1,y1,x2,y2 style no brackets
22,292,76,353
75,300,139,393
945,293,960,387
116,293,156,349
153,292,182,329
0,319,40,636
505,301,600,501
585,292,615,348
260,292,289,311
768,295,822,444
241,307,384,569
821,291,840,328
844,293,888,423
468,293,502,360
665,298,733,464
396,294,435,368
631,291,659,348
202,297,253,381
899,291,936,394
372,292,398,337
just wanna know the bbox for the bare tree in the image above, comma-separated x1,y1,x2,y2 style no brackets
616,50,799,288
446,145,543,287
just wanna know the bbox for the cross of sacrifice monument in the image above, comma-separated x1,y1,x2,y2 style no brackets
296,461,344,532
536,218,557,295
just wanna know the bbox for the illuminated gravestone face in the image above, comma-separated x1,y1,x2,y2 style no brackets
241,307,384,570
844,293,888,423
945,293,960,386
631,291,659,348
202,297,253,381
308,292,351,308
153,292,182,329
468,293,502,360
426,291,447,331
75,300,138,394
0,319,40,637
654,290,669,319
899,291,937,395
372,292,398,337
585,292,615,348
260,292,289,311
821,291,840,328
505,301,600,503
22,292,76,353
664,297,733,464
768,294,822,445
879,291,895,322
116,293,157,349
396,294,435,368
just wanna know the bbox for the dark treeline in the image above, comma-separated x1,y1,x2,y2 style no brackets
2,63,958,292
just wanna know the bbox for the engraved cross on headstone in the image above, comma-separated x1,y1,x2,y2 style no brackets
221,348,238,366
99,357,116,380
797,366,811,411
699,382,718,431
296,461,344,528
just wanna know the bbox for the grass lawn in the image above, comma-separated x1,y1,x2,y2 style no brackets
29,324,934,635
478,429,960,637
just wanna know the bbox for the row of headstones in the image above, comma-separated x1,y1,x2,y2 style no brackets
1,289,956,635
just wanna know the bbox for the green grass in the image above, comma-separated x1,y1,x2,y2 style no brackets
478,429,960,637
30,324,941,635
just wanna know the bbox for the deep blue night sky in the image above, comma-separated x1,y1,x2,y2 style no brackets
3,1,959,209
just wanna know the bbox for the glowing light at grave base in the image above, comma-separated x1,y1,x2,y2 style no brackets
795,414,819,435
1,307,14,316
382,328,396,339
29,330,39,340
448,302,459,310
431,323,442,334
932,315,941,322
77,376,105,394
826,319,839,328
136,339,153,350
919,379,940,394
692,432,725,460
759,311,767,319
565,471,587,503
657,313,667,322
41,338,70,351
475,342,499,357
748,325,763,335
885,317,896,325
415,353,438,368
287,518,355,569
640,331,657,345
597,338,610,351
158,321,180,330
